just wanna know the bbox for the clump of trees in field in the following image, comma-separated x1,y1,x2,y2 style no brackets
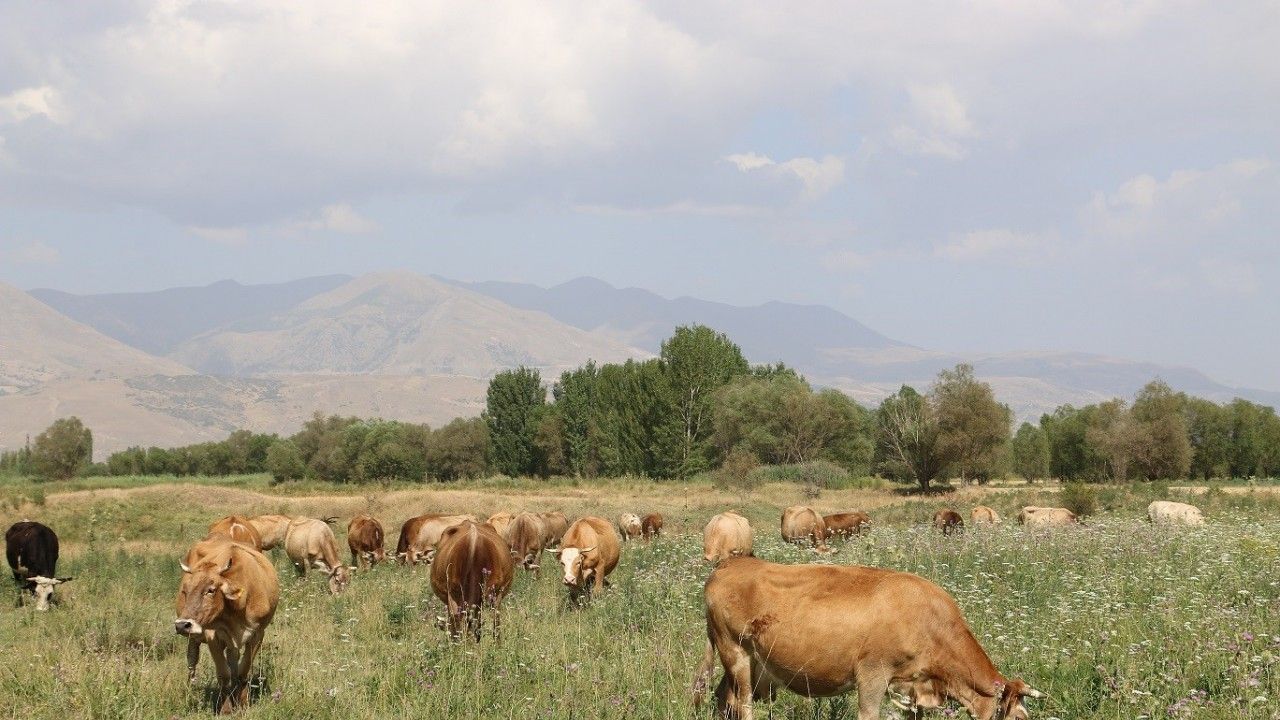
6,323,1279,487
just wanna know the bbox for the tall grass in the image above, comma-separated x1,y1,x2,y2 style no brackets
1,481,1278,718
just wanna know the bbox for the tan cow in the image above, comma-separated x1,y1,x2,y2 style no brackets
971,505,1001,525
347,514,386,568
284,518,352,594
396,514,435,564
429,521,514,641
1018,506,1079,527
822,511,870,538
175,539,280,714
641,513,664,540
207,516,264,549
933,509,965,536
1148,500,1205,526
618,513,643,541
246,514,293,550
409,514,477,565
692,557,1043,720
539,511,569,548
486,512,514,537
503,511,547,575
555,516,621,603
780,506,832,552
703,512,753,563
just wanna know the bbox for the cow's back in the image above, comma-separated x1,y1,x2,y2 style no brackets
431,521,514,606
823,512,869,536
348,514,384,547
208,515,263,548
539,511,569,546
781,506,826,546
703,512,752,562
6,521,59,581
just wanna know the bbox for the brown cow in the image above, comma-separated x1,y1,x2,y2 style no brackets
503,511,546,575
971,505,1001,525
429,521,514,641
207,515,263,549
539,511,569,548
1018,506,1078,527
486,512,514,537
822,511,871,538
555,516,621,603
780,506,832,552
175,539,280,714
703,512,753,563
618,513,642,541
347,514,385,569
933,509,965,536
284,518,351,594
641,513,664,540
396,514,435,564
692,557,1043,720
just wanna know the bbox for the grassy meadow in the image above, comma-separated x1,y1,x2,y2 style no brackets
2,475,1279,719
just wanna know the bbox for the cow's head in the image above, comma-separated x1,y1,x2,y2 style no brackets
554,546,595,587
997,679,1044,719
328,565,352,594
511,548,540,571
28,575,72,611
174,554,238,637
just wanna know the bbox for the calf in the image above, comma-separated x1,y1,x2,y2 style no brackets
284,518,352,594
934,509,965,536
6,521,72,611
641,513,664,540
429,521,514,641
555,516,621,604
618,513,642,541
693,557,1043,720
175,539,279,714
703,512,753,564
347,514,386,568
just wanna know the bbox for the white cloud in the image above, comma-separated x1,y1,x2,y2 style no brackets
294,204,381,235
1084,158,1273,241
1,240,61,265
935,229,1043,261
0,86,64,125
722,152,846,200
822,250,871,272
187,225,249,245
892,83,975,160
1200,258,1259,295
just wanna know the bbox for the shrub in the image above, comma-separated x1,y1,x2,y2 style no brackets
714,448,761,493
1060,482,1099,517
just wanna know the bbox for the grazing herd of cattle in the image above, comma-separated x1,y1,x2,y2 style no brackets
6,498,1209,716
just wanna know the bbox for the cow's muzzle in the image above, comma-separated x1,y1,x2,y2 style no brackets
174,618,202,636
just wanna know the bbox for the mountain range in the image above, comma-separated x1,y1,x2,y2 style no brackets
5,272,1275,457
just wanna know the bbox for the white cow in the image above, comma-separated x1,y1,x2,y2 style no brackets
1148,500,1204,526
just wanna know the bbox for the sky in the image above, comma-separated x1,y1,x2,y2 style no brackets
1,1,1277,391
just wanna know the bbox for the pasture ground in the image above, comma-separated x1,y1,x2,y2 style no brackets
2,476,1279,719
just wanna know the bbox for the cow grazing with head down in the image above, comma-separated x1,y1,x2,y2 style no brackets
971,505,1001,525
555,516,621,604
780,506,832,553
934,509,965,536
1148,500,1204,526
6,521,72,611
175,539,279,714
618,513,643,541
1018,507,1078,527
347,514,386,568
822,511,871,538
539,511,569,548
429,520,514,641
503,511,547,575
703,512,753,564
693,557,1044,720
396,514,434,564
641,513,664,540
486,512,514,537
284,518,352,594
408,514,477,565
207,515,264,548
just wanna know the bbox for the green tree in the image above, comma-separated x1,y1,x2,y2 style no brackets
107,446,146,476
931,364,1012,483
552,363,605,476
661,325,750,476
1009,422,1050,480
874,386,944,490
426,417,490,481
1184,397,1232,480
1130,380,1191,480
532,405,569,477
484,367,546,477
265,440,306,483
31,417,93,481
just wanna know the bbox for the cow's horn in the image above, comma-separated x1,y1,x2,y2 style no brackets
30,575,53,583
1021,685,1045,699
55,576,74,583
180,561,191,573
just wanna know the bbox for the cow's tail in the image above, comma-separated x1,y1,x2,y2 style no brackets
691,634,717,709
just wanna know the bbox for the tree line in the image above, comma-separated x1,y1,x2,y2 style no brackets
3,324,1278,487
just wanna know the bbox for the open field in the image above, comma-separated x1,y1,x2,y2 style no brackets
3,477,1279,719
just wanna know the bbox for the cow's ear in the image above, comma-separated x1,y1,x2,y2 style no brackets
219,555,234,574
220,582,243,601
581,545,596,553
55,576,73,583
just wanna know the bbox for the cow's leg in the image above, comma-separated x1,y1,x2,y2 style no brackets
186,636,202,683
208,639,234,715
446,596,463,641
854,666,890,720
235,630,266,710
293,561,306,578
714,639,754,720
468,604,482,643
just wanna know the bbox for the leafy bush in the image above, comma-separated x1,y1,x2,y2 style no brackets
714,448,761,493
1061,482,1099,517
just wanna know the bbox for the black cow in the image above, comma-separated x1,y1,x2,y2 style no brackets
6,521,72,610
